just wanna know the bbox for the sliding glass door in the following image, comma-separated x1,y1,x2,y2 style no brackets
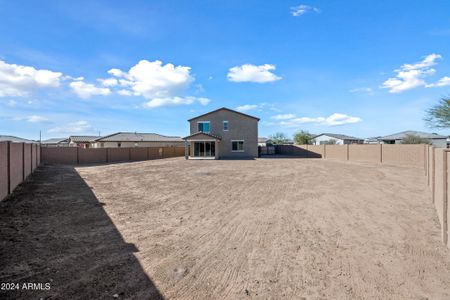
193,142,215,157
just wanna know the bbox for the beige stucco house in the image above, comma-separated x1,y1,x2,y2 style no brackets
91,132,184,148
183,108,259,159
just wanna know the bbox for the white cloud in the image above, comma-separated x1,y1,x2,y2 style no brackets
278,113,362,127
271,113,296,120
349,87,374,95
227,64,281,83
0,60,63,97
290,4,321,17
48,120,94,134
381,54,442,93
107,60,193,98
426,76,450,88
69,81,111,99
4,99,17,107
143,96,210,109
13,115,49,123
117,89,133,96
98,77,118,87
235,104,259,112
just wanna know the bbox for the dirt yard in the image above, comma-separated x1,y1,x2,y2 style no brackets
1,157,450,299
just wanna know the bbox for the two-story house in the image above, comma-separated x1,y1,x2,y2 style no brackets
183,107,259,159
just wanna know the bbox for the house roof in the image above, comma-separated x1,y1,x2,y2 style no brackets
380,130,447,140
187,107,260,122
314,133,362,141
0,135,37,143
258,137,271,143
183,132,222,140
69,136,100,143
95,132,183,142
41,137,69,144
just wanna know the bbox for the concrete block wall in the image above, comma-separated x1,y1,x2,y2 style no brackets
130,148,147,161
382,144,426,169
0,142,41,201
41,147,78,164
79,149,108,164
0,142,8,200
276,144,427,170
348,144,381,163
276,143,448,249
9,143,24,193
427,147,450,249
23,143,32,179
306,145,325,157
323,145,348,160
41,146,184,165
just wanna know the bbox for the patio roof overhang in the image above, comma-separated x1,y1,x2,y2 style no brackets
183,132,222,141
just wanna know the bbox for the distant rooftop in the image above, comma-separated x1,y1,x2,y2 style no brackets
314,133,362,141
69,136,100,143
258,137,272,143
41,137,69,144
0,135,37,143
380,130,447,140
96,132,183,142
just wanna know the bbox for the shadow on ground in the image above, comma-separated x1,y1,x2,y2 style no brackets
0,165,163,299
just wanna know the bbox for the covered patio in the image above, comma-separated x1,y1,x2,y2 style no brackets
183,132,221,159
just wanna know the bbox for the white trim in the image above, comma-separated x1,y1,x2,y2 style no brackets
231,140,245,152
188,139,217,142
197,121,210,133
223,120,229,131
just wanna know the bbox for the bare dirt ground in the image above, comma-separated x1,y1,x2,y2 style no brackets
1,157,450,299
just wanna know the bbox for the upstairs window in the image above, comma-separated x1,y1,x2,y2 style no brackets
231,140,244,152
223,121,229,131
197,121,210,133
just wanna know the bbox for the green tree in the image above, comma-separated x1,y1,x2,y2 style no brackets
400,134,431,145
293,131,315,145
269,132,289,145
425,97,450,128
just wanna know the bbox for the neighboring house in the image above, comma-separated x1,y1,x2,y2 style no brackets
183,107,259,159
313,133,363,145
41,137,70,147
69,136,100,148
91,132,184,148
258,137,273,146
364,136,382,144
0,135,37,143
379,130,447,148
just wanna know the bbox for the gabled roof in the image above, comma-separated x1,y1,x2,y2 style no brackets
69,136,100,143
95,132,183,142
41,137,69,144
183,132,222,140
188,107,260,122
258,137,272,143
0,135,37,143
380,130,447,140
314,133,362,140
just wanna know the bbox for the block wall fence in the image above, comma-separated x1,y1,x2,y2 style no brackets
40,146,185,165
0,142,41,201
276,144,427,170
276,143,449,249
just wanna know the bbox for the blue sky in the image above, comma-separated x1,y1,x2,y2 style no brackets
1,0,450,140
